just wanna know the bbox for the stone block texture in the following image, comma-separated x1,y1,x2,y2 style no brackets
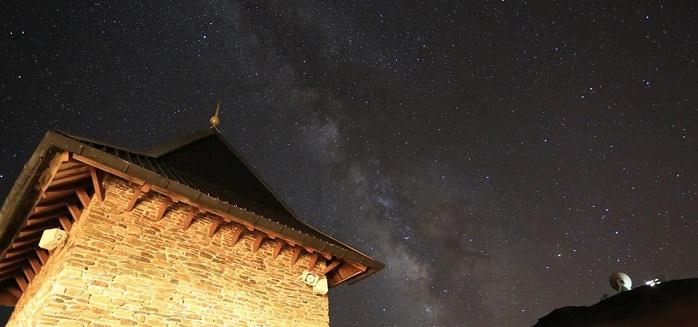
7,175,329,326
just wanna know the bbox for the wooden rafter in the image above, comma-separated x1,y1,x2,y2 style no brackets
33,202,68,215
11,237,41,249
272,239,284,259
323,260,341,275
328,261,368,287
29,258,42,275
75,188,91,207
252,234,264,252
0,256,31,269
58,216,72,232
53,166,90,180
7,287,21,299
48,172,91,188
35,250,49,265
14,274,28,292
208,218,222,238
230,226,244,246
5,245,37,259
57,160,83,172
41,188,75,202
22,266,35,283
26,214,59,227
17,227,45,240
290,247,302,266
90,167,104,201
67,204,81,221
0,268,19,282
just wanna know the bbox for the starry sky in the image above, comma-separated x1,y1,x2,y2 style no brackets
1,1,697,326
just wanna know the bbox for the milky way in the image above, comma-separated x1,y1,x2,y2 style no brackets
1,1,697,326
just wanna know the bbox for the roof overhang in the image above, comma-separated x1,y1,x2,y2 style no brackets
0,131,383,288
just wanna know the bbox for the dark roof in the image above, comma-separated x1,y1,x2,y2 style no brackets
534,278,698,326
62,129,327,242
0,130,383,283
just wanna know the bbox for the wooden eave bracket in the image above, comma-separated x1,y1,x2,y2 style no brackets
208,217,223,238
182,210,198,230
272,239,284,259
290,247,302,266
252,234,265,252
126,183,150,212
155,196,173,221
230,225,245,246
307,253,319,270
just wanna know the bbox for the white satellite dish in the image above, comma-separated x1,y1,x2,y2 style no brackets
609,272,632,292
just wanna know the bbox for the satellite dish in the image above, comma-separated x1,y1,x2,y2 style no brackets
609,272,632,292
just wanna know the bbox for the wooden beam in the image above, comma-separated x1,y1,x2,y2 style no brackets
252,234,264,252
90,167,104,202
328,261,368,287
230,226,244,246
208,218,222,238
155,197,172,221
0,255,31,269
58,216,72,232
290,247,302,266
11,237,41,249
323,260,342,275
307,253,319,270
0,268,19,282
22,266,35,283
17,227,45,240
75,188,91,208
14,274,28,292
5,245,36,259
29,258,42,275
272,239,284,259
33,202,69,215
48,172,91,188
182,210,197,230
7,287,21,299
41,188,75,202
67,204,81,221
126,183,150,211
35,250,49,265
53,166,90,180
57,160,83,172
26,214,59,227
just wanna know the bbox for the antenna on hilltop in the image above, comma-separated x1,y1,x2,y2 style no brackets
209,99,222,130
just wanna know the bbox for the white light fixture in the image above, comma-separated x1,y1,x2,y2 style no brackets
38,228,67,250
299,271,329,295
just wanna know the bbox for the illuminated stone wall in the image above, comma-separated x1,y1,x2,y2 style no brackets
7,175,329,326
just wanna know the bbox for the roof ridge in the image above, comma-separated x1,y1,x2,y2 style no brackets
54,129,152,156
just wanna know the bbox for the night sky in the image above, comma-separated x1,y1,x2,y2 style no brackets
1,1,697,326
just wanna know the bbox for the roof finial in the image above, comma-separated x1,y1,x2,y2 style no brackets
209,99,221,130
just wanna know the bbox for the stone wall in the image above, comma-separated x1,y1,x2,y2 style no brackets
7,175,329,326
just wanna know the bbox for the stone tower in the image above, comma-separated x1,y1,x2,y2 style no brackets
0,129,383,326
